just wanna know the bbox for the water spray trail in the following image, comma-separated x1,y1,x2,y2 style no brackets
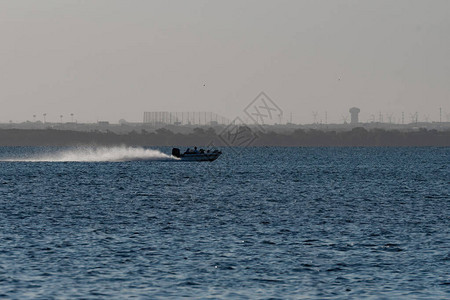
0,146,178,162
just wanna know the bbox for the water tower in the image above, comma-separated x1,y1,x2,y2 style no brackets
349,107,360,124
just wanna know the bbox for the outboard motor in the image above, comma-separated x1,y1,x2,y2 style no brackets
172,148,181,158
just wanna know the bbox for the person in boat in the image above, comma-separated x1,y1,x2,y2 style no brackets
184,147,198,154
185,148,196,154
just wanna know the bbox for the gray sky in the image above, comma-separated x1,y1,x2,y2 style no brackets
1,0,449,124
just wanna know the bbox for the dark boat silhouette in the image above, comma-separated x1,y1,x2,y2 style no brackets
171,148,222,162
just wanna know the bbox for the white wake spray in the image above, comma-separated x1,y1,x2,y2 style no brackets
1,146,178,162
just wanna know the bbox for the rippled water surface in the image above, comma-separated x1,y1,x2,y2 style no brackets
0,146,449,299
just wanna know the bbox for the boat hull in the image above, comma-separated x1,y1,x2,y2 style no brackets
171,148,222,162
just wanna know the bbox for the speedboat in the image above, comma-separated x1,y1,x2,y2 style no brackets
171,148,222,162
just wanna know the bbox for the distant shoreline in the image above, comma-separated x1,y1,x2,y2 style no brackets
0,128,449,147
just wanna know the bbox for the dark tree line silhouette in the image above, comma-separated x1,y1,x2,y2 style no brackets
0,127,448,147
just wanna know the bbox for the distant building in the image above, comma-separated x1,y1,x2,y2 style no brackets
143,111,230,126
349,107,360,124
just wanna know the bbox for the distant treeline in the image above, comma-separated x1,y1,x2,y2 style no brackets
0,127,449,147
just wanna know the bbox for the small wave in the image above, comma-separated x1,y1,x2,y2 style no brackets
1,146,178,162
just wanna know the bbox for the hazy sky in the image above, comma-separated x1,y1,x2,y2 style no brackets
1,0,449,124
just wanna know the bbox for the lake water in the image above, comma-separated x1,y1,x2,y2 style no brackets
0,146,449,299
